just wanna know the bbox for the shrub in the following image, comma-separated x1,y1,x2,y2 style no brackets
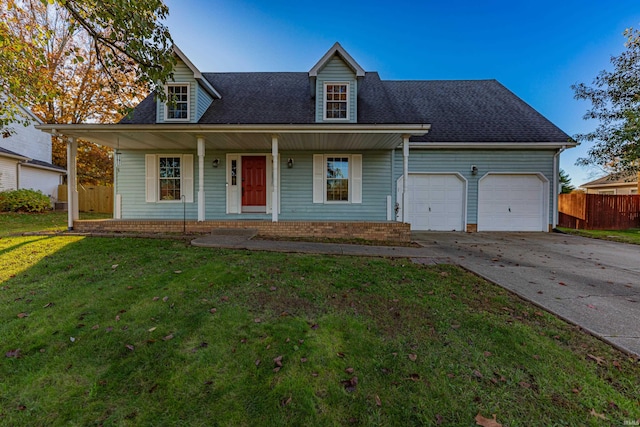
0,189,52,213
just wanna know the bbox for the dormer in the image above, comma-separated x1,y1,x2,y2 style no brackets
309,42,365,123
156,46,221,123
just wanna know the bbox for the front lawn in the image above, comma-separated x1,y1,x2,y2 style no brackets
0,211,111,237
0,234,638,426
558,227,640,245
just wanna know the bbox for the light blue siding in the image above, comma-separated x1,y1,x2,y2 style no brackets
156,61,198,123
117,151,199,219
315,56,357,123
116,150,392,221
196,85,213,121
393,149,556,225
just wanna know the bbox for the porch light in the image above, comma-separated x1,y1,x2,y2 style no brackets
287,158,294,168
212,158,220,168
471,165,478,175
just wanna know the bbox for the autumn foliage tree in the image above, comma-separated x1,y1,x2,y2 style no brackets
1,0,174,185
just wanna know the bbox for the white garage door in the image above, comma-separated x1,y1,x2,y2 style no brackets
478,174,547,231
405,174,466,231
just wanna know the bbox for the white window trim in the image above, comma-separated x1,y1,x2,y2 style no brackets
313,154,362,204
323,82,350,121
146,154,194,203
164,83,191,122
158,154,184,202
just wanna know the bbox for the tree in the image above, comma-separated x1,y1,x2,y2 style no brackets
0,0,174,133
572,28,640,177
2,0,152,184
559,169,575,194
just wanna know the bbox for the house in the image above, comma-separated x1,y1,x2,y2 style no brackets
0,102,65,201
580,173,639,195
37,43,574,241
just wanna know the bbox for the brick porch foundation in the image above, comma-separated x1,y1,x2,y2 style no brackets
72,220,411,243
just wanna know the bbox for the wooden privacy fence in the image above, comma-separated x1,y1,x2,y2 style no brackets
558,193,640,230
58,185,113,214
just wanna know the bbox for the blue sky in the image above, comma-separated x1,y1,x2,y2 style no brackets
164,0,640,186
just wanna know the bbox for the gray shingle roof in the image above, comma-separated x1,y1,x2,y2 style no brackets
120,72,571,143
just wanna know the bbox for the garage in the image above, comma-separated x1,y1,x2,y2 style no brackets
400,173,466,231
477,173,548,231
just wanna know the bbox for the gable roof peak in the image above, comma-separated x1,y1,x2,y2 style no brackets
309,42,365,77
171,45,222,99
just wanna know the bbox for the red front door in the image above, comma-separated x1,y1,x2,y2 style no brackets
242,156,267,212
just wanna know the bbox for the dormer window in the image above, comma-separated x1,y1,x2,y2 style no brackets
166,84,190,120
324,82,349,120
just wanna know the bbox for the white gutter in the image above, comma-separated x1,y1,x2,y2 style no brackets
552,145,567,229
36,123,431,135
410,141,577,150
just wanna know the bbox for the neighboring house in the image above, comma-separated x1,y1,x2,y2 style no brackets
0,102,65,200
38,43,574,238
580,173,639,195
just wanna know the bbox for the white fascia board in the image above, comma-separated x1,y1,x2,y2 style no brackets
309,42,366,77
22,162,66,173
36,123,431,135
409,141,577,149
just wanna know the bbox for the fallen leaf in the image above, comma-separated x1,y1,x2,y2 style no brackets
115,315,120,322
17,312,28,318
91,324,100,330
408,353,417,362
148,327,157,332
70,337,76,342
336,352,345,358
281,396,292,406
209,308,217,314
126,344,134,351
163,334,174,341
111,264,118,269
435,414,444,425
273,367,281,373
311,324,319,329
587,354,605,365
345,367,354,374
519,381,531,388
589,409,606,420
220,296,229,302
162,296,169,302
300,357,308,363
270,286,277,291
483,351,492,357
558,282,567,286
5,349,21,358
274,355,283,367
473,370,483,379
475,412,502,427
613,360,622,371
174,270,182,274
152,297,160,301
254,318,261,323
255,359,261,366
341,376,358,392
43,302,54,308
375,395,382,406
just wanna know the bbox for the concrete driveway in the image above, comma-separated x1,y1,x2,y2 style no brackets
412,231,640,357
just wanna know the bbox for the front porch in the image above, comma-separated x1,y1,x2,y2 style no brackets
72,219,411,243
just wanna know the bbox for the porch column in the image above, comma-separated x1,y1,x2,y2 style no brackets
67,137,79,230
197,136,205,221
402,135,410,223
272,135,279,222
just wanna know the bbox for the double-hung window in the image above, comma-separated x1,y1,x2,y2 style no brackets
166,84,190,120
313,154,362,204
324,82,349,120
326,157,349,201
159,156,182,201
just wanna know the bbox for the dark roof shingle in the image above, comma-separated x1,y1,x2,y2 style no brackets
120,72,571,143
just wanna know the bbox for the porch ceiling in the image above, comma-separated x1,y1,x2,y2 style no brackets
36,123,430,151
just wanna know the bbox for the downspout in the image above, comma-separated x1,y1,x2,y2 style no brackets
552,145,566,229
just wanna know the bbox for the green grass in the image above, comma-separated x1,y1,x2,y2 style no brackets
0,211,111,236
1,233,639,426
558,227,640,245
